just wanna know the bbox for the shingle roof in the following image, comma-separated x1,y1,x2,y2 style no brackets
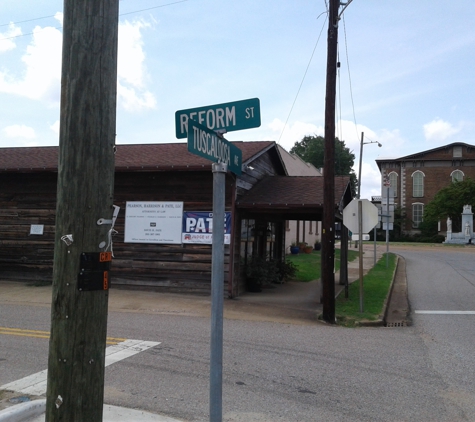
236,176,351,208
0,141,275,173
276,144,322,176
376,142,475,164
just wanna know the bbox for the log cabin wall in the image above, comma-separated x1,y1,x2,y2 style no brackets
111,170,234,294
0,172,57,280
0,170,235,294
0,143,285,295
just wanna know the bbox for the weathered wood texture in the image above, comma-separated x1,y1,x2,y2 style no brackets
0,149,282,295
0,173,57,279
111,171,234,294
237,152,280,196
46,0,119,420
0,171,234,293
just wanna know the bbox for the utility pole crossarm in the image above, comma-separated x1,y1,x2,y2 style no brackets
338,0,353,19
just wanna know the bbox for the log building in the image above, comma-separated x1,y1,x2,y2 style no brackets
0,141,352,296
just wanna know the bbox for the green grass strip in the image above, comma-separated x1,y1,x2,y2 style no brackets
287,249,359,282
336,253,397,326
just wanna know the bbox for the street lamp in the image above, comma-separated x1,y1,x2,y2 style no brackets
357,132,382,199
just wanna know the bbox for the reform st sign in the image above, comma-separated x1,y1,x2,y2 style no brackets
343,199,379,234
175,98,261,139
187,119,242,175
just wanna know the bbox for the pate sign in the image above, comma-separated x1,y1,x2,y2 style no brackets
124,201,183,244
182,211,231,244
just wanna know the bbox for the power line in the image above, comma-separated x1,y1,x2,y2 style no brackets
120,0,189,16
277,12,327,145
342,14,360,145
0,15,55,28
0,0,189,41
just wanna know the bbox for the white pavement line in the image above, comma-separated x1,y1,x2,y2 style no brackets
415,310,475,314
105,339,160,367
0,339,160,396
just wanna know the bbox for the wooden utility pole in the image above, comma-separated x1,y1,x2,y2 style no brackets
321,0,340,323
46,1,119,421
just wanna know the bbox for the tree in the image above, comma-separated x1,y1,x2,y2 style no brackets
424,178,475,232
290,135,357,195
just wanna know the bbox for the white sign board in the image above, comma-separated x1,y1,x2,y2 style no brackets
124,201,183,244
30,224,44,235
351,234,370,241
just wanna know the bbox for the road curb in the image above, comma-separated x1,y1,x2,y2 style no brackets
0,399,46,422
357,255,400,327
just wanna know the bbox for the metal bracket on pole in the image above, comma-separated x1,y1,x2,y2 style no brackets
96,218,113,225
212,162,227,173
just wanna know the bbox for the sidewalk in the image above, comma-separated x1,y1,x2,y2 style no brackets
0,243,387,324
0,399,181,422
0,243,392,421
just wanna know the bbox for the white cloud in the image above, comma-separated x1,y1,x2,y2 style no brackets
50,120,60,135
54,12,63,26
269,119,323,151
0,14,156,113
359,162,381,200
3,124,36,139
118,19,156,111
0,23,22,53
117,84,156,111
0,24,62,104
423,118,460,142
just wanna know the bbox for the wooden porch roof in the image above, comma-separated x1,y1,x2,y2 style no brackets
236,175,352,221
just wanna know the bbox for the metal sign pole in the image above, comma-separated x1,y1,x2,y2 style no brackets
210,162,227,422
358,200,364,313
374,226,377,266
386,186,390,268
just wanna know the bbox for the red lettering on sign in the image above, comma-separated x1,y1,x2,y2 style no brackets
100,252,112,262
103,271,109,290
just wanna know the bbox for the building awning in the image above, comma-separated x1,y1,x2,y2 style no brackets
236,176,352,221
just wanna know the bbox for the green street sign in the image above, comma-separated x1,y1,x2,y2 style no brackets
187,119,242,175
176,98,260,139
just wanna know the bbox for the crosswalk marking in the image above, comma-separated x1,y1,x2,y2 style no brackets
1,339,160,396
415,310,475,315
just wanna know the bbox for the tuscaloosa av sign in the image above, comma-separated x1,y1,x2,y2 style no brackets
187,119,242,175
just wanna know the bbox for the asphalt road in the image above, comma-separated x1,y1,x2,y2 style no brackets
2,245,475,421
394,245,475,421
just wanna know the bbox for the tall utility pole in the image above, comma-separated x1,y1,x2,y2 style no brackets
45,1,119,421
321,0,340,323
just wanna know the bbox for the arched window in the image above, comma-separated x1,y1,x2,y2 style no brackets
451,170,464,182
388,172,398,197
412,171,424,197
412,203,424,228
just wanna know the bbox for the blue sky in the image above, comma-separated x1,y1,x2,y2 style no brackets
1,1,475,199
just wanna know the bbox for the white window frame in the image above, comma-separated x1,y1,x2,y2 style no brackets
451,169,464,182
388,172,398,197
412,203,424,228
412,170,425,197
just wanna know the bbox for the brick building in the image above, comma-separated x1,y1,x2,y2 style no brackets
376,142,475,233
